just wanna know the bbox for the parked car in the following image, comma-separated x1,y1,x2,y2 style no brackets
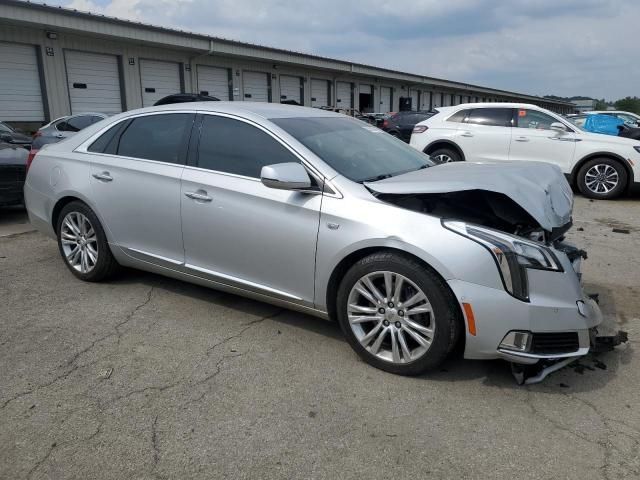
0,140,28,206
382,111,435,142
24,102,608,383
586,110,640,127
0,121,32,148
32,113,108,150
153,93,219,106
568,114,640,140
410,103,640,199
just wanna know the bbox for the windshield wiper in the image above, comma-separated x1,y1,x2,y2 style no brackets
359,173,394,183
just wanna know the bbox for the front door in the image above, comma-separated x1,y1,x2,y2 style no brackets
509,108,577,172
89,112,194,265
180,114,321,305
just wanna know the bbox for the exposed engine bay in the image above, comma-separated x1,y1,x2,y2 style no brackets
374,189,572,244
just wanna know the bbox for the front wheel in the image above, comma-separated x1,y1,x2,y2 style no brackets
336,252,461,376
429,147,462,164
577,158,627,199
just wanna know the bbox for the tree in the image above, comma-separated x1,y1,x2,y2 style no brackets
614,97,640,114
594,98,609,110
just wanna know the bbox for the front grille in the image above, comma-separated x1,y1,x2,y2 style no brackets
531,332,579,354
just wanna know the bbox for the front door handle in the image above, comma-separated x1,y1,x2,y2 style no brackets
92,172,113,182
515,137,529,142
185,191,213,202
460,131,474,137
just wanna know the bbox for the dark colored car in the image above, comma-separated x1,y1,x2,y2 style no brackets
32,113,108,150
0,121,32,148
153,93,220,106
0,140,28,206
381,111,435,142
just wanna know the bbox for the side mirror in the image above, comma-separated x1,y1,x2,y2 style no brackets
550,122,567,133
0,133,13,143
261,162,313,191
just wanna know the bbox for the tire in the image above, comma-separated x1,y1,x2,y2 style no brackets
336,252,461,376
429,147,462,164
56,201,120,281
577,157,628,199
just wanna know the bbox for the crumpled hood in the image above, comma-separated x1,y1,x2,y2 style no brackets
365,161,573,231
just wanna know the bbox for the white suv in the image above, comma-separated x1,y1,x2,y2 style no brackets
410,103,640,199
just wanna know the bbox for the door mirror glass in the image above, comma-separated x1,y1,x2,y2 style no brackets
261,162,312,191
550,122,567,133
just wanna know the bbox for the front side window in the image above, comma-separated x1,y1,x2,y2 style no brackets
516,109,559,130
197,115,299,178
272,116,433,183
116,113,192,164
465,108,513,127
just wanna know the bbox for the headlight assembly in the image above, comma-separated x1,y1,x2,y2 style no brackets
443,220,562,302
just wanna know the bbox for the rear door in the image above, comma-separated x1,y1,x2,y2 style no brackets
455,107,513,162
509,108,577,172
180,113,321,304
140,59,182,107
87,112,194,265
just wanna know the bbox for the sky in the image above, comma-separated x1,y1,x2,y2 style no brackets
49,0,638,100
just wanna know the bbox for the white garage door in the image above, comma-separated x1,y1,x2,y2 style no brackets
410,90,419,111
197,65,230,100
421,91,432,110
243,71,270,102
0,42,45,122
380,86,392,113
311,79,330,107
336,82,352,108
65,51,123,115
279,75,302,104
140,59,181,107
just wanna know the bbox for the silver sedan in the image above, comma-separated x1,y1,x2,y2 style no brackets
24,102,602,381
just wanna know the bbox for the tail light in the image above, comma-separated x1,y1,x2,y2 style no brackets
26,149,39,173
382,119,389,128
413,125,429,134
32,130,42,139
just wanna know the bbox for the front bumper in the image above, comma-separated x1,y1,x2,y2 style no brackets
448,243,603,365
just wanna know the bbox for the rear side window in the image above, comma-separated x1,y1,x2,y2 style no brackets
60,115,95,132
197,115,299,178
465,108,513,127
446,110,468,122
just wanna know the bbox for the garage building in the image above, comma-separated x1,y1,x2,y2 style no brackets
0,0,573,131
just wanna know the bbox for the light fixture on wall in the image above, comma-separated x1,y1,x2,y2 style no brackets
46,31,58,40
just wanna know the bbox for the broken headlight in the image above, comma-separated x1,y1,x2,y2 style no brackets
443,221,562,302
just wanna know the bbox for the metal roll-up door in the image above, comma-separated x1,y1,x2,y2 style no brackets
336,82,352,108
243,71,270,102
279,75,302,104
0,42,45,122
66,50,122,114
140,59,182,107
311,79,330,107
380,86,392,113
409,90,419,111
197,65,231,100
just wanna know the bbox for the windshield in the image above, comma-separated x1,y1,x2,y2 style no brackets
272,117,433,182
563,115,586,132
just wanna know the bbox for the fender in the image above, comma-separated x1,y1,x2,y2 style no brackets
423,139,466,161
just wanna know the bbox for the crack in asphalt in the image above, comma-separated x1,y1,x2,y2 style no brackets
1,286,156,410
206,309,283,357
151,415,160,466
26,442,56,479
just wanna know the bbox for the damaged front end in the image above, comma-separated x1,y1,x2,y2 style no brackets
366,163,628,384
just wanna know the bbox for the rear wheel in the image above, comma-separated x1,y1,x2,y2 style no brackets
577,158,627,199
336,252,461,376
429,147,461,164
56,201,120,281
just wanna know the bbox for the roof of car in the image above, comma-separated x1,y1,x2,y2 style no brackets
436,102,541,112
124,102,343,120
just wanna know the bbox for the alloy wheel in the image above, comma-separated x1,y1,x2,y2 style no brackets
346,271,435,364
584,164,619,194
433,154,453,163
60,212,98,274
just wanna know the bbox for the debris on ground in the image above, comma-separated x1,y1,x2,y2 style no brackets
98,368,113,380
612,228,630,234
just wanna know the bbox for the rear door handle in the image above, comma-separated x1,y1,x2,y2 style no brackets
460,131,474,137
92,172,113,182
185,191,213,202
515,137,529,142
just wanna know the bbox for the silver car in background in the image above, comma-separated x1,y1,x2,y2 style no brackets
24,103,604,382
31,112,107,150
